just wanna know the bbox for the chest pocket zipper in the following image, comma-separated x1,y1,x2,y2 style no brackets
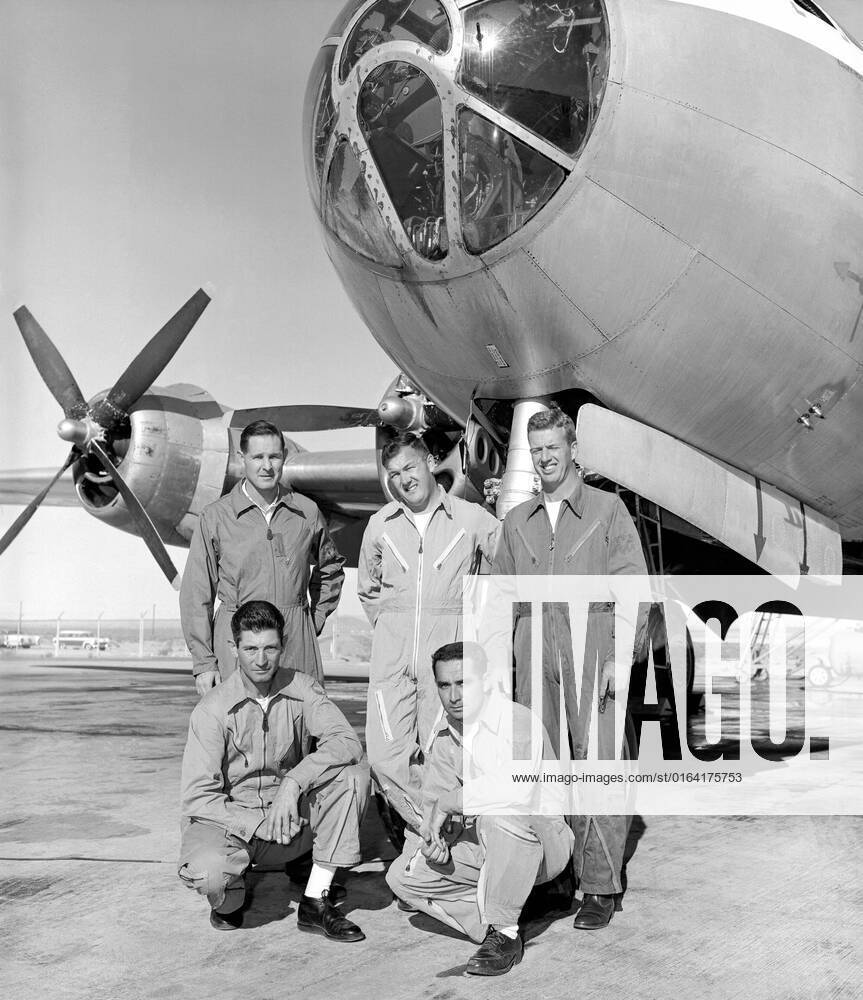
565,520,603,562
515,525,539,566
227,726,249,768
381,532,409,572
433,529,467,570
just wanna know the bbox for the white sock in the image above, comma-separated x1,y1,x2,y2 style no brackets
493,924,519,939
303,863,335,899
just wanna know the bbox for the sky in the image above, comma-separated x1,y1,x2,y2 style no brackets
0,0,861,621
0,0,392,620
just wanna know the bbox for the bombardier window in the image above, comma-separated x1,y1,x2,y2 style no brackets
459,107,566,253
459,0,610,157
303,47,337,213
339,0,451,82
324,139,403,265
359,62,448,260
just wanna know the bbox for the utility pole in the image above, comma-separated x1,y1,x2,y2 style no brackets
138,610,147,658
18,601,23,635
96,611,104,657
152,603,156,639
54,611,64,658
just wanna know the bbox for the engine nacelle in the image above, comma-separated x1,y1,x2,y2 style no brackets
74,384,231,545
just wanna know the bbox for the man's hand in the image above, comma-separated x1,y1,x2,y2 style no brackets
194,670,220,697
420,802,451,865
599,658,616,701
259,776,305,845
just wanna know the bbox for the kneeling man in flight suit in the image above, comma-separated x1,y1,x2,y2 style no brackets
178,600,369,941
387,641,574,976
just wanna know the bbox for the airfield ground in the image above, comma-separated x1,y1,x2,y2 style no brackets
1,655,861,1000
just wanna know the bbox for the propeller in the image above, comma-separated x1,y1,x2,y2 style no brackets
0,450,78,557
89,441,181,589
230,404,380,432
3,289,211,588
91,288,211,429
13,307,88,419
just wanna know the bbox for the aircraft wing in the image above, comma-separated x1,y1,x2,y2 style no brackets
0,468,79,507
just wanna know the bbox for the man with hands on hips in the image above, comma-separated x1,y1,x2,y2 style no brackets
178,600,369,940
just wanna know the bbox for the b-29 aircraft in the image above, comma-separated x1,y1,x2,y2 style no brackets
2,0,863,585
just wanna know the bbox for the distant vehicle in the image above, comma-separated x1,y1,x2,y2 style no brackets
2,632,39,648
53,629,111,651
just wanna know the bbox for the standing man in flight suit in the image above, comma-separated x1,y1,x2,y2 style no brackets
180,419,345,696
492,403,648,931
357,433,500,829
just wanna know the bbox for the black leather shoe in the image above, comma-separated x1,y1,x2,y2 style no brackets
572,893,617,930
297,890,365,942
209,906,244,931
465,929,524,976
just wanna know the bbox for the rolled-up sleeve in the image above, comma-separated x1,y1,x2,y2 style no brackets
179,512,220,676
180,704,262,842
286,678,363,793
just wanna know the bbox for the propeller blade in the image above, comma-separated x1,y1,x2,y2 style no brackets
95,288,211,426
0,451,78,557
89,441,181,590
13,307,88,419
230,405,379,432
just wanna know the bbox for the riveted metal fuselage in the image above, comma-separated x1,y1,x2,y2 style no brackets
310,0,863,536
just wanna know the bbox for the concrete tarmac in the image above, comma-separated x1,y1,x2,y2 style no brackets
1,658,862,1000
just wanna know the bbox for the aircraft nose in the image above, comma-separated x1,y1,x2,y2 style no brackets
305,1,610,266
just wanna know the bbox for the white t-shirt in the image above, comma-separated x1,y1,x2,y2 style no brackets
242,480,280,524
411,510,434,537
545,499,563,530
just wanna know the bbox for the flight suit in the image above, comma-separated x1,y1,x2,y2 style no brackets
387,700,573,941
179,482,345,684
357,489,499,827
492,477,648,896
178,667,369,914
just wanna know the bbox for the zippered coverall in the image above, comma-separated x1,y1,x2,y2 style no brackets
179,482,345,684
386,697,573,941
357,488,499,827
177,667,369,914
492,478,648,896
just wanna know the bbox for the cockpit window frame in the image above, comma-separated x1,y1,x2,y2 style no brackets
456,0,611,160
357,60,450,261
339,0,454,83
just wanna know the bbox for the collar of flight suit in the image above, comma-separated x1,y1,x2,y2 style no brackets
230,479,305,519
385,484,453,523
219,665,300,712
433,689,507,752
525,474,586,521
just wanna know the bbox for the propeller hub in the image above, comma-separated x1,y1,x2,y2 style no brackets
57,417,94,448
